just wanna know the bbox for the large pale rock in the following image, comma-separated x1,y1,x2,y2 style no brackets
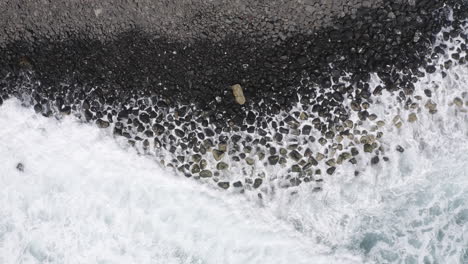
232,84,246,105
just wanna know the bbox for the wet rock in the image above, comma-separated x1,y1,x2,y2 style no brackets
200,159,208,170
425,100,437,114
279,157,287,165
325,159,336,166
308,157,319,166
279,148,288,156
351,101,361,112
299,112,308,120
233,181,243,188
216,162,229,170
268,155,279,165
200,170,213,178
364,143,373,153
368,114,377,121
192,154,202,163
424,89,432,97
253,178,263,188
291,164,301,173
175,129,185,137
153,124,165,135
217,143,227,152
396,145,405,153
246,111,256,125
16,163,24,172
339,152,352,161
316,153,325,161
212,149,225,161
177,156,185,163
245,157,255,166
273,133,283,142
218,182,230,189
425,65,436,73
325,131,334,139
303,162,314,170
96,119,110,128
139,113,150,123
243,146,252,154
318,138,327,146
345,120,354,128
453,97,463,107
191,164,201,174
33,103,43,113
408,113,418,123
289,150,302,162
326,167,336,175
232,84,246,105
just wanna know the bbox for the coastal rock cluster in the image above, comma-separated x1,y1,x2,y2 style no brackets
0,0,467,195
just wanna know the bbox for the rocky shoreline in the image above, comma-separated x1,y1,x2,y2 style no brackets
0,0,467,196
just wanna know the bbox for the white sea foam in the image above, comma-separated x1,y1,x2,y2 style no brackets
0,99,361,264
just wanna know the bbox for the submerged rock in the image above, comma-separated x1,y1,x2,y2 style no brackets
199,170,213,178
212,149,225,161
217,181,230,189
216,162,229,170
16,162,24,172
253,178,263,188
96,119,110,128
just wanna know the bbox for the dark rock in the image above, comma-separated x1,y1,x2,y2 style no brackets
212,149,225,161
16,162,24,172
268,155,279,165
204,128,215,137
371,156,380,165
291,164,301,173
253,178,263,188
289,150,303,162
199,170,213,178
139,113,150,123
326,167,336,175
364,144,373,153
425,65,436,73
216,162,229,170
96,119,110,128
424,89,432,97
33,103,42,113
273,133,283,142
218,182,230,189
396,145,405,153
174,129,185,137
246,111,256,125
302,125,312,135
233,181,243,188
153,124,165,135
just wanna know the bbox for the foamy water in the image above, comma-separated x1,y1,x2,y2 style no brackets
0,99,363,264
